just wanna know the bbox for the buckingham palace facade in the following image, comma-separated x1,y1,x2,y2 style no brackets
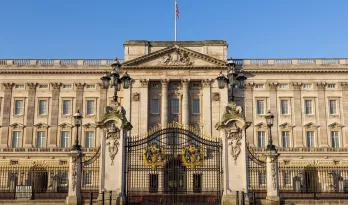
1,40,348,203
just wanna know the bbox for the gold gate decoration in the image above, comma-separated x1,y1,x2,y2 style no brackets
143,144,166,169
181,144,204,168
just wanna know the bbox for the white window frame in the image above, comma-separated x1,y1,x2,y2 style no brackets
36,131,46,148
171,99,179,114
257,131,266,148
85,131,95,148
14,99,24,116
62,84,72,89
329,99,337,115
12,131,22,148
151,99,160,114
327,84,336,89
192,99,200,115
280,100,289,115
15,84,25,89
303,84,312,89
256,100,265,115
38,99,48,115
82,171,93,185
282,131,290,148
255,84,264,89
86,100,95,115
331,131,340,148
279,84,289,89
62,99,72,116
61,131,70,148
306,131,315,148
304,100,313,115
86,84,96,89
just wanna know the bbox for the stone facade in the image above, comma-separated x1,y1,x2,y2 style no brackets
0,40,348,165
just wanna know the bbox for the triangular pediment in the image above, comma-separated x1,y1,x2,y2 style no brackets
123,45,226,68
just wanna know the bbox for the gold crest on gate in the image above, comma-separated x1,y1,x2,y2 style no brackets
143,144,166,169
181,144,204,168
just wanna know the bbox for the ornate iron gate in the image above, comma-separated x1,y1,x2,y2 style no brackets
125,124,222,205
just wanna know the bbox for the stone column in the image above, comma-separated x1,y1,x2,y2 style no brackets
161,79,169,126
341,83,348,147
216,102,251,205
292,83,304,147
265,150,280,205
317,82,328,147
244,83,255,146
269,83,279,147
75,83,85,111
140,79,149,133
49,83,61,147
97,103,132,205
181,79,190,126
66,149,82,205
0,83,14,148
24,83,38,147
202,79,212,136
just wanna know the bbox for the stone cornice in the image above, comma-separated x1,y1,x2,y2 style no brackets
243,65,348,73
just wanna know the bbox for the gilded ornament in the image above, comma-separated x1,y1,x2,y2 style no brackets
143,144,166,169
181,144,204,168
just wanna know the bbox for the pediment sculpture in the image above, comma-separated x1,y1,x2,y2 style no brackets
159,49,194,66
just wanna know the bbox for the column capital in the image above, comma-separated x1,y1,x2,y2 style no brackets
341,82,348,90
244,82,254,91
292,82,303,90
201,79,213,88
316,82,327,90
268,82,279,91
26,83,38,90
181,79,190,87
2,83,14,90
50,83,62,90
74,83,86,90
140,79,149,88
161,79,169,87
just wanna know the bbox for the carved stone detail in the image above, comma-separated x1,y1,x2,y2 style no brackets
316,82,327,90
181,79,190,87
212,92,220,101
268,82,279,90
2,83,14,90
50,83,62,90
106,129,120,165
340,82,348,90
328,122,344,129
159,49,194,66
9,123,25,129
59,123,74,129
140,79,149,88
82,123,97,129
227,123,243,165
132,93,140,101
271,162,276,190
26,83,38,90
75,83,85,90
72,157,77,191
161,79,169,87
292,82,303,90
244,82,255,91
34,122,49,129
201,79,213,88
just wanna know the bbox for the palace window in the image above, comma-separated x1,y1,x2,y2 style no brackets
14,100,24,115
306,131,315,148
304,100,313,114
255,84,264,89
61,131,70,148
86,100,95,115
85,131,95,148
36,131,46,148
279,84,289,89
151,99,160,114
280,100,289,115
327,84,336,88
257,100,265,115
62,84,72,89
82,171,92,185
329,100,337,115
15,84,24,89
12,131,22,148
193,174,202,193
331,131,340,148
258,171,266,185
257,131,266,148
63,100,71,115
282,131,290,148
192,99,200,114
39,100,48,115
303,84,312,89
86,84,96,89
171,99,179,114
283,172,291,185
149,174,159,193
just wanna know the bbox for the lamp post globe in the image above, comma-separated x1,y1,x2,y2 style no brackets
72,109,83,150
265,110,276,151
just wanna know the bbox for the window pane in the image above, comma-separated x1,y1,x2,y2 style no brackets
171,99,179,114
87,100,94,115
282,131,290,148
63,100,71,115
306,131,314,148
83,171,92,185
61,131,70,148
258,171,266,185
257,100,264,114
12,131,21,148
85,131,95,148
257,131,266,148
36,131,46,148
281,100,288,114
305,100,312,114
329,100,337,114
151,99,159,114
331,131,339,148
15,100,23,115
39,100,47,115
192,99,200,114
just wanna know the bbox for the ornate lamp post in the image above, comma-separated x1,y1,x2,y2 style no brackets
216,57,247,101
265,110,276,151
100,58,132,103
72,109,83,150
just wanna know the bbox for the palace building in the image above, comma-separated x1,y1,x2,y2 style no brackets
1,40,348,204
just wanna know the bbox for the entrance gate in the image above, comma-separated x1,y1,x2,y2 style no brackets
125,125,222,205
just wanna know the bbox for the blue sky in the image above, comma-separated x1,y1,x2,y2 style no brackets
0,0,347,59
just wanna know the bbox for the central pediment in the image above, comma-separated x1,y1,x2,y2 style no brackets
122,45,226,68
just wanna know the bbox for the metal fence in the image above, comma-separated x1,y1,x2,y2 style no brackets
247,147,267,199
0,162,69,199
81,147,101,200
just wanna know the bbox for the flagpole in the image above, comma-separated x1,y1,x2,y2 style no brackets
174,0,177,41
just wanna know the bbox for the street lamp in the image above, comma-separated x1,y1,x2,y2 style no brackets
265,110,276,151
101,58,132,103
73,109,83,150
216,57,247,101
